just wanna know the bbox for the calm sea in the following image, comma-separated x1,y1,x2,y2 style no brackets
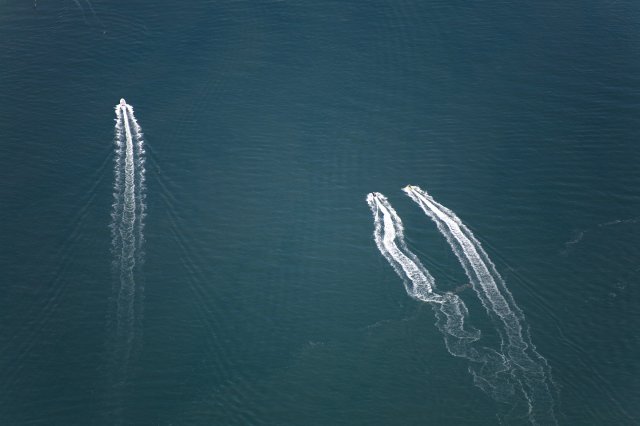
1,0,638,424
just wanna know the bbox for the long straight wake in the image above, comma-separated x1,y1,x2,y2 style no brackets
127,104,146,264
108,100,146,410
367,189,557,425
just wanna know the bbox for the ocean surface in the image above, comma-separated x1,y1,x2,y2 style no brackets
1,1,639,425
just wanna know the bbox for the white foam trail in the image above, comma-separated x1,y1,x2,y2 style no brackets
115,102,137,369
125,103,147,361
125,104,146,265
108,100,146,401
367,192,513,404
110,106,125,261
404,185,557,425
366,192,442,303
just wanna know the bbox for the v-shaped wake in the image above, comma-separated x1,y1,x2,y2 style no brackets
108,99,146,413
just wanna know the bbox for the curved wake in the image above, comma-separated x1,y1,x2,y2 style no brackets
366,192,442,304
367,189,557,425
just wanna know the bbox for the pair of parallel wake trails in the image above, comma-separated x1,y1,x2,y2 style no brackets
108,100,146,413
366,188,557,425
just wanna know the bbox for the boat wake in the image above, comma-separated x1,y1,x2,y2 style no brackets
108,99,146,414
367,189,557,425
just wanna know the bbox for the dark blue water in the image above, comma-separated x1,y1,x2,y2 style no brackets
1,1,639,424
